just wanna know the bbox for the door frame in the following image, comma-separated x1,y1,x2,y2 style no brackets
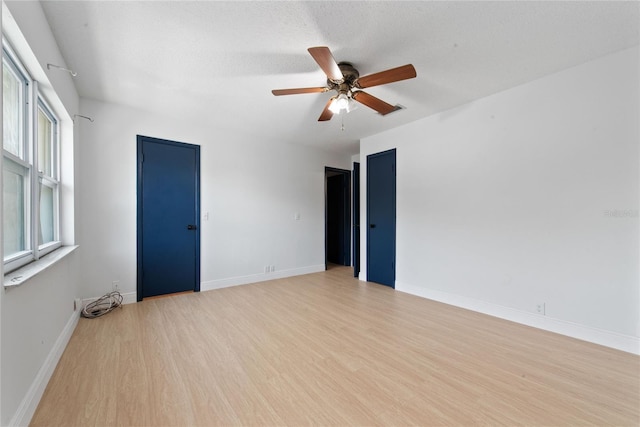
324,167,351,268
353,162,360,277
136,135,201,301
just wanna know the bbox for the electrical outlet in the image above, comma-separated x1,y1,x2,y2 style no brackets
536,302,546,315
270,265,275,272
112,280,120,292
264,266,269,273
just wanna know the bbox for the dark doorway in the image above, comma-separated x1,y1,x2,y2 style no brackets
367,149,396,287
325,167,351,267
137,135,200,300
353,162,360,278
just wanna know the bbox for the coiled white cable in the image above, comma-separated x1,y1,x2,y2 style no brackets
81,291,123,318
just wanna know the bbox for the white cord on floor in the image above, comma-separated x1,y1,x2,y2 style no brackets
81,291,123,318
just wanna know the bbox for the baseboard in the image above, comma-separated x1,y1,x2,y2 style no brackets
88,269,326,303
8,308,80,427
395,281,640,355
118,291,136,305
82,291,136,308
201,264,326,292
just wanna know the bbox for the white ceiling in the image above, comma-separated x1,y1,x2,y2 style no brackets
40,1,639,155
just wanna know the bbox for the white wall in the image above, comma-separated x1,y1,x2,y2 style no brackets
1,1,81,426
1,251,80,426
77,98,351,301
360,47,639,353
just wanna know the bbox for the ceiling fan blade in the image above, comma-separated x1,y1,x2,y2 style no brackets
308,46,343,82
352,91,397,115
356,64,416,88
272,87,328,96
318,97,335,121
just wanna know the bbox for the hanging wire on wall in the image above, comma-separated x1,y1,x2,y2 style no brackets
73,114,94,122
47,63,78,77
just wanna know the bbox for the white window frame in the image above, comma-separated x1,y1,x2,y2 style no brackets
3,39,61,274
36,96,61,257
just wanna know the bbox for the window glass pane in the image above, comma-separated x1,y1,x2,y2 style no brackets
37,107,53,176
3,158,26,257
3,60,24,158
39,182,54,245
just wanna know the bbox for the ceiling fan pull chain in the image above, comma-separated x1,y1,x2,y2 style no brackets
341,115,345,132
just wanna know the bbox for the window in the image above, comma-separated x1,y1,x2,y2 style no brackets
37,100,59,249
2,41,60,273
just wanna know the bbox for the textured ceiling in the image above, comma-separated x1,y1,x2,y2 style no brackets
39,1,639,155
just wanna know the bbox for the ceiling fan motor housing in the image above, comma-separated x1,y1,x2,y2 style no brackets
328,62,360,94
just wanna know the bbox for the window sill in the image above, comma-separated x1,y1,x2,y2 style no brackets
4,245,79,288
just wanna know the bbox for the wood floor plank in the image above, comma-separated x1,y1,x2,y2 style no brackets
31,266,639,426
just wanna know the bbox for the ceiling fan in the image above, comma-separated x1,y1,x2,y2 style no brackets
272,46,417,122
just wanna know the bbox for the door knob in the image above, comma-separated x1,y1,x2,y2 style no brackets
187,224,197,230
370,224,376,228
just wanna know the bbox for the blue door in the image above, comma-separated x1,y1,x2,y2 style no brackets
137,136,200,300
367,149,396,287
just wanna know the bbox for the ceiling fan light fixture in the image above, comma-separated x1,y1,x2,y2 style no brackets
329,92,350,114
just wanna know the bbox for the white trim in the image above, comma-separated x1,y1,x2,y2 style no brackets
120,291,137,305
81,291,136,308
201,264,326,292
84,267,327,304
8,308,80,427
395,281,640,355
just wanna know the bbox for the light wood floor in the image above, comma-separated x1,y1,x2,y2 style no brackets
32,266,639,426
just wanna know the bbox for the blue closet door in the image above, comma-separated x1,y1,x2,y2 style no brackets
367,149,396,287
137,135,200,299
